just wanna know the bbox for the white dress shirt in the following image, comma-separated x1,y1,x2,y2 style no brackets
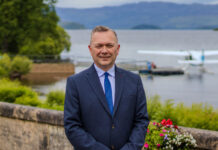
94,64,115,105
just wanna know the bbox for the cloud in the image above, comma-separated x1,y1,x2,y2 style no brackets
55,0,218,8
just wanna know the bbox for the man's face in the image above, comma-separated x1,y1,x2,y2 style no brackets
88,31,120,71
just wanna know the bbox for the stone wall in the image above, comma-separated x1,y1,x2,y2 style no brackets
180,127,218,150
0,102,73,150
0,102,217,150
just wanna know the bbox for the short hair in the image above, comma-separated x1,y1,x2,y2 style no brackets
90,26,118,43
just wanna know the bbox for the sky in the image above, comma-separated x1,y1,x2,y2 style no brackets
55,0,218,8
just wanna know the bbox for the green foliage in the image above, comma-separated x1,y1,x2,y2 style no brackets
0,79,40,106
36,90,65,111
0,78,64,110
46,90,65,106
19,26,71,59
15,96,41,107
0,54,32,78
145,123,166,149
156,99,180,125
147,95,162,120
148,96,218,131
11,55,32,76
0,0,70,58
0,54,11,77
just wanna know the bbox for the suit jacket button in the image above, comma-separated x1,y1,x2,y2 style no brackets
111,145,115,150
112,124,115,129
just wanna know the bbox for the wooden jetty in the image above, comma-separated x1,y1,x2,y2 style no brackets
139,67,184,75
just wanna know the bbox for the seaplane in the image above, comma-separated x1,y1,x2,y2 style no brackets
137,49,218,73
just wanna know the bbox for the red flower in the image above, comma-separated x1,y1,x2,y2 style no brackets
174,125,178,129
147,128,149,133
144,143,149,148
157,144,161,148
161,119,167,126
161,119,173,126
160,133,164,137
166,119,173,125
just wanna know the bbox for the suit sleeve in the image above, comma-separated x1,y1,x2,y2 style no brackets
120,76,150,150
64,77,110,150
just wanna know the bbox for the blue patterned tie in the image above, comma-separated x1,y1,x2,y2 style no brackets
104,72,113,115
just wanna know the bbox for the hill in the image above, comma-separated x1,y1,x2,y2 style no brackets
56,2,218,29
59,22,86,29
131,24,161,30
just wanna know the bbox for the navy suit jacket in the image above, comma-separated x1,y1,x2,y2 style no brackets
64,64,149,150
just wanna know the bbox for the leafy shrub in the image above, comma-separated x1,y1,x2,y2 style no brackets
0,54,32,78
0,54,11,77
46,90,65,106
147,95,162,120
147,96,218,131
15,96,41,107
0,79,65,110
10,55,32,77
0,79,40,106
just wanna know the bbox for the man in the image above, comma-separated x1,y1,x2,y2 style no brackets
64,26,149,150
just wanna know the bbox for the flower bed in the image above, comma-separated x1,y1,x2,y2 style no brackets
144,119,197,150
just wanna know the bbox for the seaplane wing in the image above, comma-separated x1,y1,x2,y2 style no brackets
204,50,218,56
137,50,188,56
138,50,218,66
177,60,201,64
202,60,218,64
178,60,218,64
138,50,218,56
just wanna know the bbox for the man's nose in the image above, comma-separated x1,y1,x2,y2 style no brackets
101,46,108,53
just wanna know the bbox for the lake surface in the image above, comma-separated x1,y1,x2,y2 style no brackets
33,30,218,108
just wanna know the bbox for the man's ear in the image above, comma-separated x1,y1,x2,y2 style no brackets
116,44,120,55
88,45,91,52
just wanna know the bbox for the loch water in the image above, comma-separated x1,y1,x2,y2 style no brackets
32,30,218,108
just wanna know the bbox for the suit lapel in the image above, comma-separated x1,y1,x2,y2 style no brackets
86,64,111,116
113,66,124,116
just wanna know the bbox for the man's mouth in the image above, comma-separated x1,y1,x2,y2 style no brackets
99,56,110,58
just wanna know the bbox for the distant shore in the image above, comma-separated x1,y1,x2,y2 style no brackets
29,63,75,74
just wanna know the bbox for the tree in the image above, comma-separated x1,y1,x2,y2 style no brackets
0,0,70,58
19,26,71,59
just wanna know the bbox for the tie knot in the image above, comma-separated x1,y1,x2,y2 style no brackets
104,72,109,77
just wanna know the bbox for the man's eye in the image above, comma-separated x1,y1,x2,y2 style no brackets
95,45,102,48
106,44,114,48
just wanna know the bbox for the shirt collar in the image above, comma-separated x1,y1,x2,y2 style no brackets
94,64,115,77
